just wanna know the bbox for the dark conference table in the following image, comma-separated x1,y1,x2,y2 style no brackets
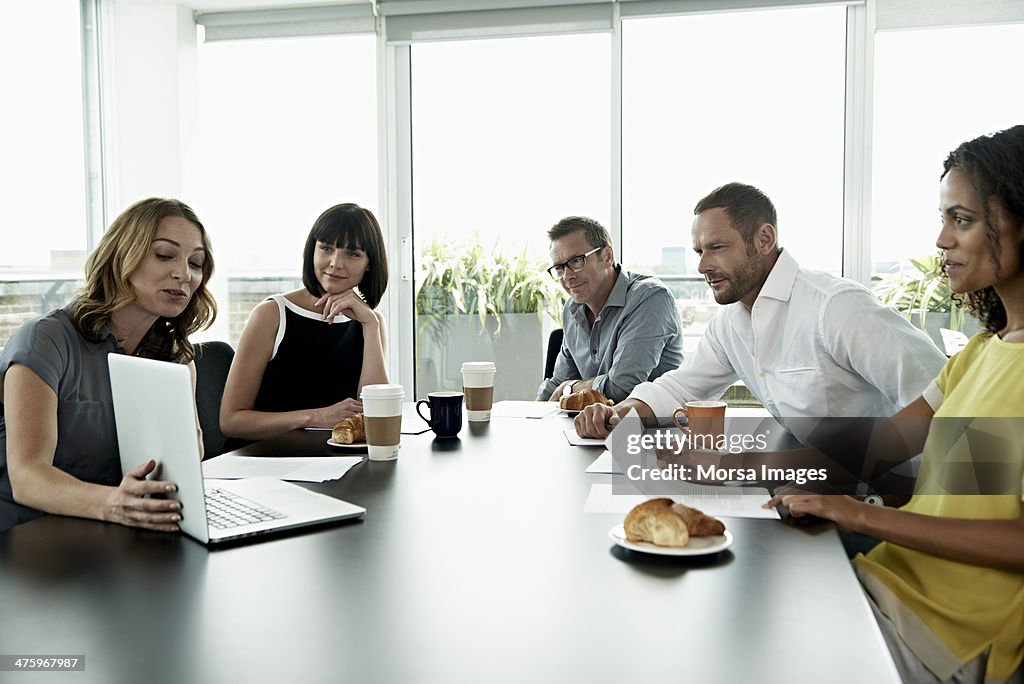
0,408,899,683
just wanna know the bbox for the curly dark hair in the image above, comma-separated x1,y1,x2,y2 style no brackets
941,125,1024,334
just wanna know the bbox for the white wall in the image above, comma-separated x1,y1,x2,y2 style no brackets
106,2,198,213
105,2,231,339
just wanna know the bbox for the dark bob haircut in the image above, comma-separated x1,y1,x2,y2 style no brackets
301,203,389,309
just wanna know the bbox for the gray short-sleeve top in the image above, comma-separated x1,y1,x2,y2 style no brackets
0,308,126,532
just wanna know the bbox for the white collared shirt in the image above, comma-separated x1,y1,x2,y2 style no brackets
630,249,948,441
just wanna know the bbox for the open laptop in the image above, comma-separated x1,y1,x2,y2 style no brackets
108,353,365,544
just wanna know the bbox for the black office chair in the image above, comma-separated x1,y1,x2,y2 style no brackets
193,340,235,459
544,328,563,380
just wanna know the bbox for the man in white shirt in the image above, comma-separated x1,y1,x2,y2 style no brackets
575,182,947,442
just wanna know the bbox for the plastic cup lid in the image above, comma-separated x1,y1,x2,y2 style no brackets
461,361,496,373
360,383,406,399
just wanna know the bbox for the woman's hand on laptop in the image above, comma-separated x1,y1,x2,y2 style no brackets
102,459,182,532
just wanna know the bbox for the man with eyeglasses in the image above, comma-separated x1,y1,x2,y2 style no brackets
536,216,683,403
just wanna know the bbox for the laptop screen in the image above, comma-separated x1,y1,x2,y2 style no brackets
108,353,210,542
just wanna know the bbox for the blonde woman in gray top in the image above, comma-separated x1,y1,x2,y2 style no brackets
0,198,216,533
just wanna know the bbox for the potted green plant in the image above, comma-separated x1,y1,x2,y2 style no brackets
873,254,973,345
415,238,567,399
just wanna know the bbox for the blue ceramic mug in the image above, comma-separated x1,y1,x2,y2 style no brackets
416,391,464,438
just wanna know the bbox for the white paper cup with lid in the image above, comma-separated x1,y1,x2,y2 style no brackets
461,361,496,422
360,384,405,460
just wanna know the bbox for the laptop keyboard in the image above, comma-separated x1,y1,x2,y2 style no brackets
205,488,287,530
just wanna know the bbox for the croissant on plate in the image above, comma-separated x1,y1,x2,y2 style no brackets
623,498,726,547
331,413,365,444
559,388,613,411
669,502,726,537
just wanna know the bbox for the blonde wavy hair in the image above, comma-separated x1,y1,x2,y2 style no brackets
66,198,217,362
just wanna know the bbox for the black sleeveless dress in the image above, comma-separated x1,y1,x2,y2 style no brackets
253,295,364,412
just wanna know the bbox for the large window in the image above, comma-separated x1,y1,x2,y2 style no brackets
411,34,610,399
20,2,1022,393
620,6,847,353
871,23,1024,275
190,32,378,344
0,0,88,347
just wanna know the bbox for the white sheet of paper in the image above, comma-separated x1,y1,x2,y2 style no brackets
583,483,780,519
491,401,560,419
585,451,623,474
201,455,364,483
563,428,604,446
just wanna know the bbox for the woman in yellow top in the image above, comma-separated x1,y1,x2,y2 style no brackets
770,126,1024,683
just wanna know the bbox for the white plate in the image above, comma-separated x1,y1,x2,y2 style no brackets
608,524,733,556
326,439,368,452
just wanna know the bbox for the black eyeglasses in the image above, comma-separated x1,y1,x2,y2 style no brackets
547,246,603,278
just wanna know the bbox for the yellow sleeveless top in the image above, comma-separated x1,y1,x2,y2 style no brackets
856,333,1024,681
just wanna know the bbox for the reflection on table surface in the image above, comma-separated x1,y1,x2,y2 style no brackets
0,411,899,683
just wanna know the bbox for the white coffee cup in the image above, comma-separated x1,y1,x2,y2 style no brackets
360,384,406,461
461,361,496,422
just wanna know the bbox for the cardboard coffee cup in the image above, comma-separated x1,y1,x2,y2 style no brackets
672,400,727,450
461,361,495,422
360,384,406,461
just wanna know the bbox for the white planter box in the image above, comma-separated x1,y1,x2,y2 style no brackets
416,313,554,401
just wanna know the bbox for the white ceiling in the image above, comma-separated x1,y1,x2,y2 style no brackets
121,0,368,12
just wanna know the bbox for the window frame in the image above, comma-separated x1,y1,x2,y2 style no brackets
59,0,1017,390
